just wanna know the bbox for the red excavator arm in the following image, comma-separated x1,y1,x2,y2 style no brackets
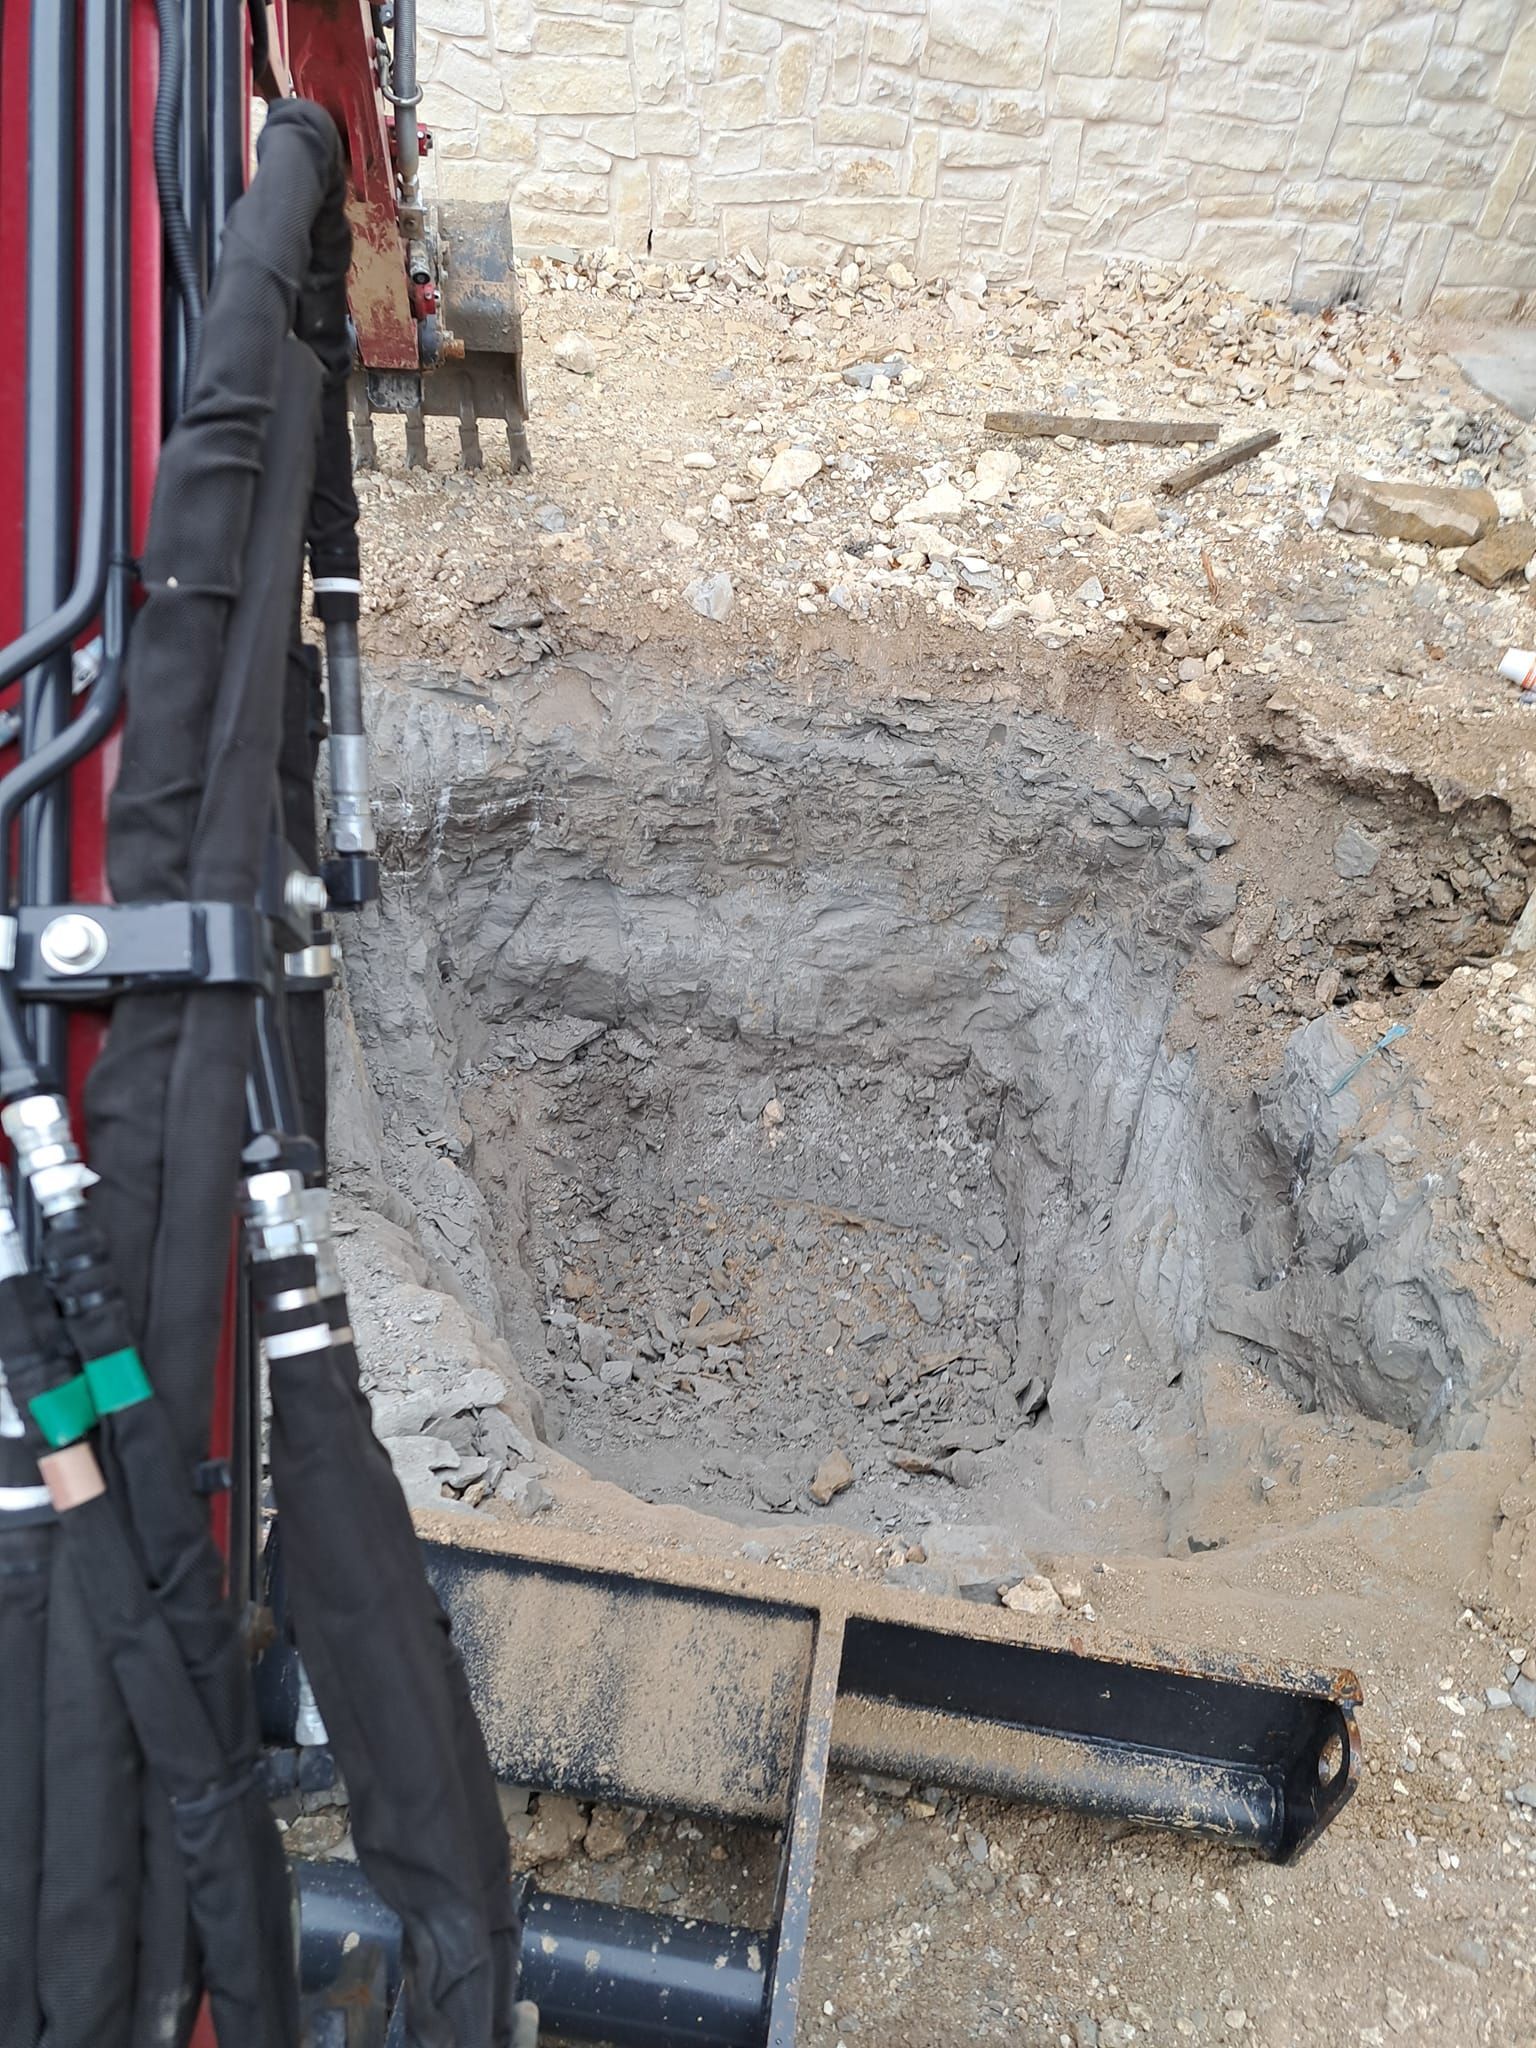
283,0,531,469
281,0,419,372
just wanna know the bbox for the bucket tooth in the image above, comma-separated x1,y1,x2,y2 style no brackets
505,399,532,475
456,390,484,472
403,409,429,469
350,381,378,471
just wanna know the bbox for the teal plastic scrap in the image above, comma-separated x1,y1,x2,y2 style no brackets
1327,1022,1408,1099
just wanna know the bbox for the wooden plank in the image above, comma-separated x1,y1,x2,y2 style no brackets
983,410,1221,446
1158,427,1282,498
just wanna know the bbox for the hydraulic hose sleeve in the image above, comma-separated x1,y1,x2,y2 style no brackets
298,148,358,614
292,120,377,899
0,1269,104,1459
37,1211,149,1394
38,1205,299,2047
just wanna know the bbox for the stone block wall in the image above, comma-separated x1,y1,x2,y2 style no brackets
421,0,1536,316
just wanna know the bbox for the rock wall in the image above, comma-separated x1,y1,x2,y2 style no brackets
422,0,1536,315
339,655,1497,1487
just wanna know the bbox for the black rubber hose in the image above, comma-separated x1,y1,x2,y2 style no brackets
40,1205,298,2044
154,0,204,384
9,0,79,1113
0,1265,292,2048
0,0,123,1098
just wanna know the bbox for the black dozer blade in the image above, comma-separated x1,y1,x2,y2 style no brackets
351,201,531,474
286,1520,1363,2048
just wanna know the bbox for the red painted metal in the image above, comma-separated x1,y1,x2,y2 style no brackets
0,5,31,648
287,0,418,371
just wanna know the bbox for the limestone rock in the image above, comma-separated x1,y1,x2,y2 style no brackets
896,480,965,523
584,1807,630,1860
1111,497,1160,535
553,331,596,377
760,446,822,496
496,1468,552,1517
683,1317,746,1348
1325,474,1497,549
1230,903,1273,968
381,1435,460,1508
842,355,906,390
1458,521,1536,587
924,0,1051,88
897,522,957,561
1333,823,1382,880
967,449,1021,505
1000,1573,1064,1617
521,1794,588,1865
809,1446,854,1505
684,571,735,621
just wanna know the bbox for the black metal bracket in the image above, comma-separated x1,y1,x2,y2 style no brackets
10,900,278,1001
455,1532,1358,2046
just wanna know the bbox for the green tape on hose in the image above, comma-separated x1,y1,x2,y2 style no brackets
84,1347,153,1414
29,1374,97,1449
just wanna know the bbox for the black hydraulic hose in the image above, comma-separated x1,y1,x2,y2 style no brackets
297,148,377,901
37,1202,298,2042
16,0,79,1116
254,1228,516,2046
22,1,75,643
0,0,119,699
2,9,143,2038
83,103,346,1459
154,0,204,389
0,1258,293,2048
209,0,246,250
0,0,122,1099
0,592,128,911
247,0,271,87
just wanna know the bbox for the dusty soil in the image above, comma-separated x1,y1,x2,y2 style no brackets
321,254,1536,2044
357,248,1536,818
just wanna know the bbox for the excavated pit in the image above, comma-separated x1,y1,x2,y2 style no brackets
335,654,1519,1562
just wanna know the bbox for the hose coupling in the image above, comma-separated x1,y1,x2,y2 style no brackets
2,1094,99,1216
295,1186,344,1300
241,1168,309,1261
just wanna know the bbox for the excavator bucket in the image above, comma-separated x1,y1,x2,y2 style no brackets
351,200,532,475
